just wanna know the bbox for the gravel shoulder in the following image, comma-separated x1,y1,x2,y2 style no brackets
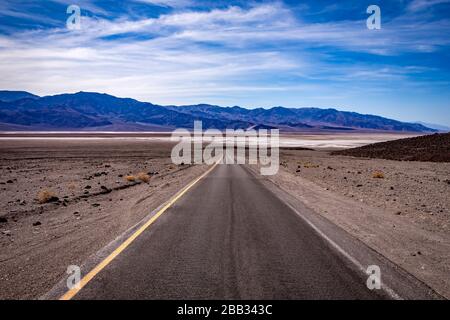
263,149,450,298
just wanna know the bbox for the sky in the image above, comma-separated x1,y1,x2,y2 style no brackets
0,0,449,125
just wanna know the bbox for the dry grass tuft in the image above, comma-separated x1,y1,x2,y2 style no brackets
303,162,320,168
372,171,385,179
37,190,58,204
67,182,77,191
137,172,151,183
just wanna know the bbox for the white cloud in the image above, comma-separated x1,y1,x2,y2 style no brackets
133,0,194,8
0,2,448,106
407,0,450,12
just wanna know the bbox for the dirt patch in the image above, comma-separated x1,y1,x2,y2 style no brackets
0,139,208,299
280,150,449,232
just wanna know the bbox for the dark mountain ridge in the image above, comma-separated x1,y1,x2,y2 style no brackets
332,133,450,162
0,90,436,132
0,90,39,102
165,104,434,132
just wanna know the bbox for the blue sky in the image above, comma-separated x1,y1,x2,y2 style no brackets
0,0,449,125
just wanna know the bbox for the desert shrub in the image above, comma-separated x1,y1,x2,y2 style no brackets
372,171,385,179
137,172,151,183
304,162,319,168
67,182,77,191
38,190,58,204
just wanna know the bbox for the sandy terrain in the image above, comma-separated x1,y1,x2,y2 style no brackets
263,148,450,297
0,139,208,299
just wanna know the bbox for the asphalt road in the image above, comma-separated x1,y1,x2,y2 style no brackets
74,164,384,299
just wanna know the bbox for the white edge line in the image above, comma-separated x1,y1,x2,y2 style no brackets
283,200,403,300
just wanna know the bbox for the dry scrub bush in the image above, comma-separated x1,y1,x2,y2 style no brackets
372,171,385,179
38,190,58,204
68,182,77,191
303,162,319,168
137,172,151,183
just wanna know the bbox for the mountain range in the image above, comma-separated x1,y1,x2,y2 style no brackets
0,90,436,132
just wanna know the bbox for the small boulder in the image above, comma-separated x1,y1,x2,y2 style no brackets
100,186,111,193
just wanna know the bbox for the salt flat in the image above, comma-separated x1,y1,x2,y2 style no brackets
0,132,418,149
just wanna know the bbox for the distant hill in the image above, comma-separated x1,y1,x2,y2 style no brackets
0,92,252,131
0,91,39,102
0,91,436,132
332,133,450,162
166,104,434,132
414,121,450,132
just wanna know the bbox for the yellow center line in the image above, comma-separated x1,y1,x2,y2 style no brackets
60,163,218,300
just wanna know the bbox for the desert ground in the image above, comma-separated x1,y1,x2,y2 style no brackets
261,147,450,297
0,133,448,299
278,149,449,233
0,138,207,299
